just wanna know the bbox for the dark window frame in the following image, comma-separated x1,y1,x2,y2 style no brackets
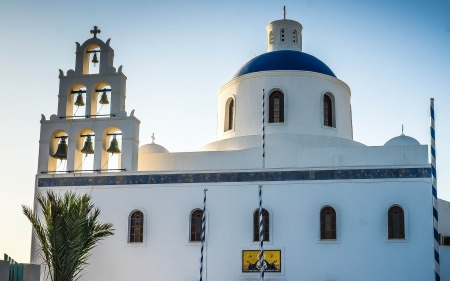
253,208,270,242
388,205,405,239
320,206,337,240
129,210,144,243
224,97,234,132
190,209,203,242
323,93,333,127
269,91,284,123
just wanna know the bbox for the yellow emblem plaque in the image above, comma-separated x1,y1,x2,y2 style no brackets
242,250,281,272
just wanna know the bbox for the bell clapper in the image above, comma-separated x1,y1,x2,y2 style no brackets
52,136,68,160
74,93,85,107
107,134,121,154
91,51,99,67
81,135,95,155
99,90,109,105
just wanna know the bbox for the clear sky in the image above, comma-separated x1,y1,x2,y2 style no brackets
0,0,449,263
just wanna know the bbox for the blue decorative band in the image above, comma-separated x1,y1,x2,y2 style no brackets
37,167,431,187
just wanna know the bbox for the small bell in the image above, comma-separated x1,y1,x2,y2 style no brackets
74,93,85,107
99,91,109,105
52,137,68,160
81,136,94,155
107,135,121,154
92,52,99,66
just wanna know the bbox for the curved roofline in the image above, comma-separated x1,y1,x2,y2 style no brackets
218,70,351,95
233,50,336,79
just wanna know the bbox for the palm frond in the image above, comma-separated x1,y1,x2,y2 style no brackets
23,190,114,281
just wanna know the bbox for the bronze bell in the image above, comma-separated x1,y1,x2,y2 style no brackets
74,93,85,106
107,135,121,154
99,91,109,104
92,52,99,66
52,137,68,160
81,136,94,155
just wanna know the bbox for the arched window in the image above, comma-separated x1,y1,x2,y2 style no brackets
269,31,274,45
388,206,405,239
292,30,297,43
224,97,234,131
253,208,269,241
129,211,144,243
191,209,203,242
320,206,336,240
323,93,333,127
280,29,285,42
269,91,284,123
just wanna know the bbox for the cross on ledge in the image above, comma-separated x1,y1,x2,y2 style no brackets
90,26,101,38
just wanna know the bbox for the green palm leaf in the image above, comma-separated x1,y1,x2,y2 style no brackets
22,191,114,281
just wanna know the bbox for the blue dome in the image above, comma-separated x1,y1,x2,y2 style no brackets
233,50,336,78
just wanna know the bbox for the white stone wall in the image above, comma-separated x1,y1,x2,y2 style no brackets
33,178,434,281
216,71,352,144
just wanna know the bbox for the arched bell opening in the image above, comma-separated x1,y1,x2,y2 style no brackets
83,44,101,75
74,128,95,173
102,127,122,172
90,82,111,118
67,84,87,117
48,130,69,173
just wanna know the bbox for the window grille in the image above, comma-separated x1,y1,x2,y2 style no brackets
388,206,405,239
191,209,203,242
253,208,270,241
269,91,284,123
320,206,336,239
324,94,333,127
130,211,144,243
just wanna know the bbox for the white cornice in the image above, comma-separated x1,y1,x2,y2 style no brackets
60,72,127,80
218,70,351,95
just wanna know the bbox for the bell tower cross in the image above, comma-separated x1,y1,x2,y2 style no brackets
90,26,101,38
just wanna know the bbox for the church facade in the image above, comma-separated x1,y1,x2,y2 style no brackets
32,17,450,281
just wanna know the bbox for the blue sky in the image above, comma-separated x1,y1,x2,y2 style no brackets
0,0,449,262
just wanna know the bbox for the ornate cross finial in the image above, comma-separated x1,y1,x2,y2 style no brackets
402,124,404,135
283,6,286,19
151,133,155,144
90,26,101,38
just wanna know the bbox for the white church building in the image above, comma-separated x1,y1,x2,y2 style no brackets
32,16,450,281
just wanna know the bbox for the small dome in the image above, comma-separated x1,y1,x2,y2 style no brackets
233,50,336,78
139,143,169,154
384,134,420,146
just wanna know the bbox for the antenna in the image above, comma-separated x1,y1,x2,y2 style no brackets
283,6,286,19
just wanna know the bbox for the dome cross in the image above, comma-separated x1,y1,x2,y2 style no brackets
151,133,155,144
90,26,101,38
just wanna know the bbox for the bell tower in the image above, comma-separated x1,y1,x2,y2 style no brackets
37,26,140,174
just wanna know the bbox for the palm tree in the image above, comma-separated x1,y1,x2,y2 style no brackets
22,190,114,281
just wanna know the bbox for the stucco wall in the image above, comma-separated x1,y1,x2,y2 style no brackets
33,178,434,281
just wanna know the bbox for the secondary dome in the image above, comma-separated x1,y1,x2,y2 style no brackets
233,50,336,78
384,134,420,146
139,143,169,154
